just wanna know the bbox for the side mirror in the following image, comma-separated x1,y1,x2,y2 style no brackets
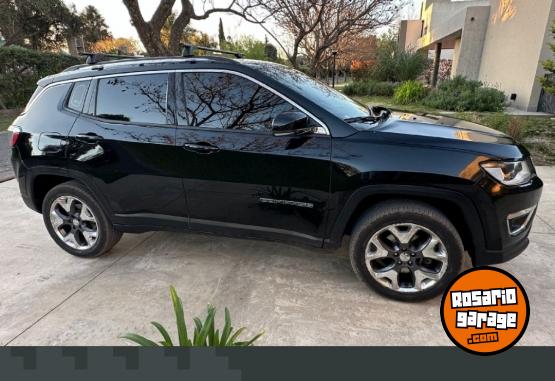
369,105,391,120
271,111,312,136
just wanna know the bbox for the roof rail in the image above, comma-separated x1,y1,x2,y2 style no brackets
181,44,243,59
79,52,143,65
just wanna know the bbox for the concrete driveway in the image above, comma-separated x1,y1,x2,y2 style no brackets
1,168,554,346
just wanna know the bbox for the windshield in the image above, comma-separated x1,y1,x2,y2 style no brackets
241,60,369,121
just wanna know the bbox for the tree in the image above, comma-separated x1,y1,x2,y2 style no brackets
80,5,112,49
218,18,226,48
244,0,400,72
540,21,555,94
264,42,278,61
0,0,75,50
183,27,217,48
122,0,252,56
226,36,267,59
161,13,217,51
338,34,378,79
90,37,141,55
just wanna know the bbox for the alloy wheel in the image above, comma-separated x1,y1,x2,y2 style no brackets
365,223,448,293
49,196,99,250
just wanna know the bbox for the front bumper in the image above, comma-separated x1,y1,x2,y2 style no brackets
473,175,543,265
476,230,531,265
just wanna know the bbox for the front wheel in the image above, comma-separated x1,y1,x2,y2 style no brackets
42,181,122,257
349,200,464,301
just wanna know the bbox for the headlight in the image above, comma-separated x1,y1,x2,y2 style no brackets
480,159,533,186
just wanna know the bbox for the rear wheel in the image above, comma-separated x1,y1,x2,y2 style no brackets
349,200,464,301
42,181,122,257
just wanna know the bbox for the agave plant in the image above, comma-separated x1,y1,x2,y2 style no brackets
122,286,264,347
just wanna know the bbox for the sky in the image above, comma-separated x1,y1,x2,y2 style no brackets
67,0,422,43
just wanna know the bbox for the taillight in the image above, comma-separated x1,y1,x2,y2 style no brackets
9,127,21,147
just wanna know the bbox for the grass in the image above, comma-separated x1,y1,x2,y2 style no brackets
352,95,555,166
0,109,22,131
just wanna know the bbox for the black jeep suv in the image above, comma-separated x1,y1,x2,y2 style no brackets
9,51,542,301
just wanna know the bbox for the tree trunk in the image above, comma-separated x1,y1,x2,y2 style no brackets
123,0,172,56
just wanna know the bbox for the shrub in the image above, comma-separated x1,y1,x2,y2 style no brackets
0,46,81,109
393,80,428,104
423,76,505,112
506,117,524,141
369,32,430,82
343,80,398,97
122,286,264,347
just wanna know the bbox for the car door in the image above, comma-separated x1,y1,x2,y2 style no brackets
174,71,332,245
66,72,188,227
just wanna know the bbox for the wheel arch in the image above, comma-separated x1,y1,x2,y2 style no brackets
27,167,111,216
325,185,485,263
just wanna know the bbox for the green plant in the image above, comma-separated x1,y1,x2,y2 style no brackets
393,80,428,104
540,20,555,93
0,46,81,109
122,286,264,347
369,32,429,82
343,80,398,97
423,76,505,112
223,36,281,62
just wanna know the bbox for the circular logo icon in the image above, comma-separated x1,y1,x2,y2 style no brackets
440,267,529,355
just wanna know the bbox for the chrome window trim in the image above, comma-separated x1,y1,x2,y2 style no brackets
29,69,331,135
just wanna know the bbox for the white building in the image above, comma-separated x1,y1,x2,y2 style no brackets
399,0,555,112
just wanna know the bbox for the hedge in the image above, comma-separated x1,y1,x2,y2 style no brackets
423,76,505,112
343,80,399,97
0,46,82,109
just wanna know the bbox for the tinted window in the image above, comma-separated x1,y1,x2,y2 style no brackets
67,81,90,112
96,74,168,124
241,61,369,120
24,85,44,113
178,72,297,132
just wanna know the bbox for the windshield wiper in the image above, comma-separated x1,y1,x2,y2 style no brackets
344,106,392,125
344,115,379,124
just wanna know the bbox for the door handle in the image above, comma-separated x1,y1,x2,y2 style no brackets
75,133,103,143
182,142,220,154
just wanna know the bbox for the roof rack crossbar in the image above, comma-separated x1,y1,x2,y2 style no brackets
181,44,243,59
79,52,142,65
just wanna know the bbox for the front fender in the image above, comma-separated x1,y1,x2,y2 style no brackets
323,184,486,259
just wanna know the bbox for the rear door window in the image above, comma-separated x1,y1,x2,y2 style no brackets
95,73,169,124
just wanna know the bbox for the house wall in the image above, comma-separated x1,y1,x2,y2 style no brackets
398,20,423,51
419,0,490,49
453,6,490,80
478,0,555,111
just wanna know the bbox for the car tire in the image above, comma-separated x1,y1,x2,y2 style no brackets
42,181,122,257
349,200,464,301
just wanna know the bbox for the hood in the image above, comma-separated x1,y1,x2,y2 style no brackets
375,112,514,145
